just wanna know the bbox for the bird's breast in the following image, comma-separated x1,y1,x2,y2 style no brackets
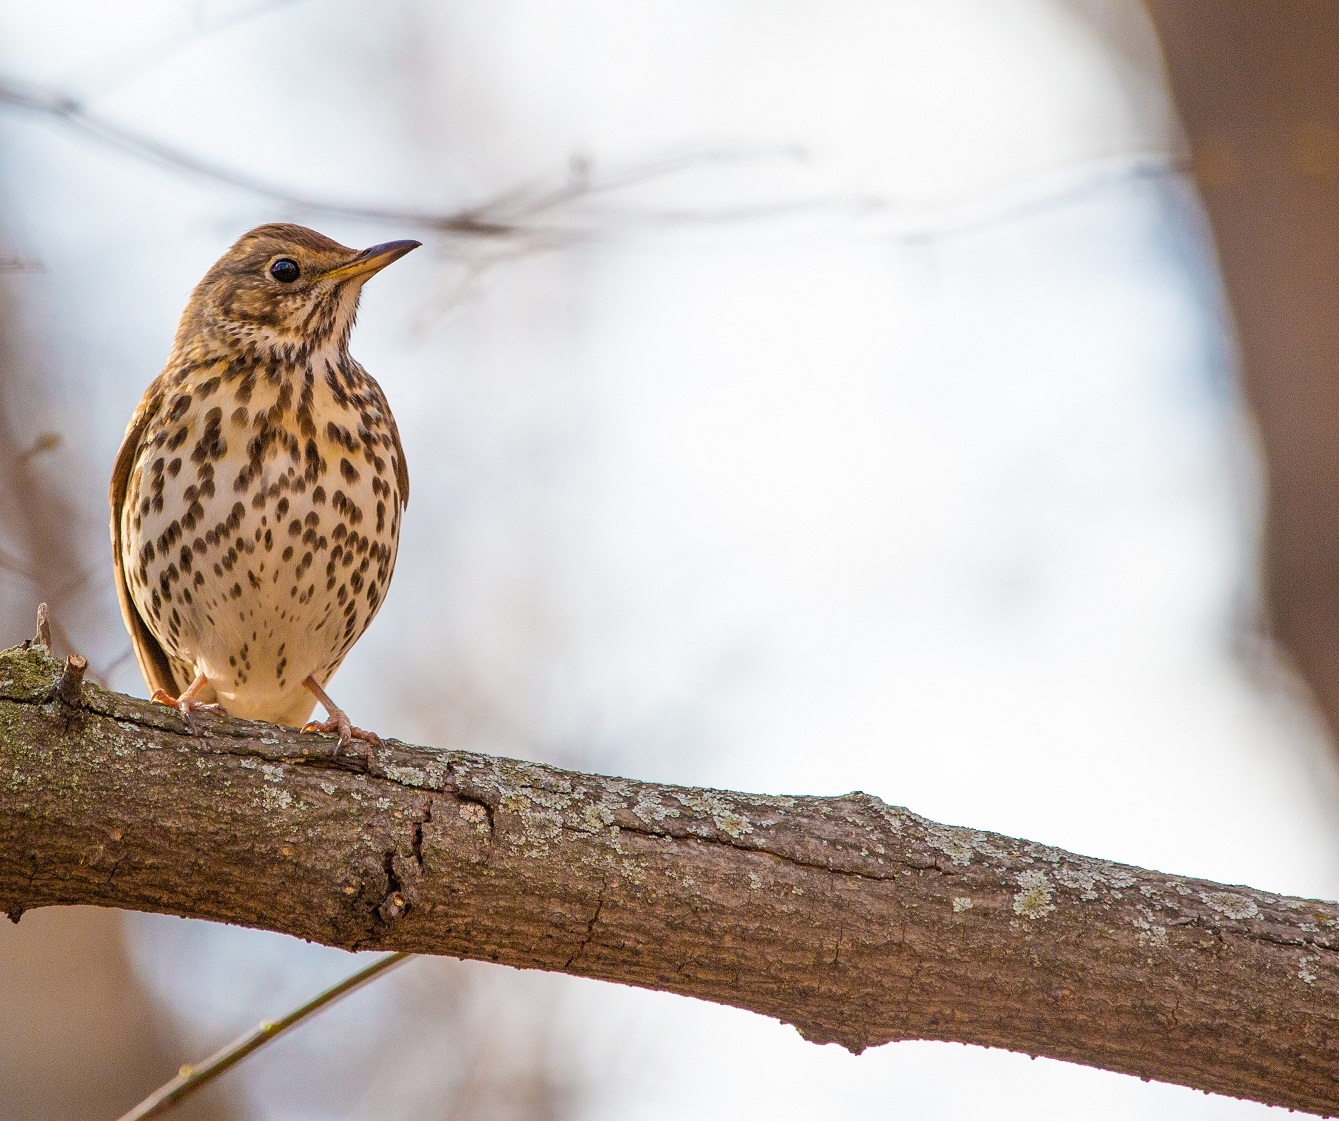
119,355,404,721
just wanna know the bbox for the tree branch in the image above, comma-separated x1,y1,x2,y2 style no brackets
0,641,1334,1115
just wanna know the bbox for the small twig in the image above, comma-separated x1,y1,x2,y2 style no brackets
0,72,1181,253
56,654,87,707
33,602,51,651
17,432,61,465
115,951,412,1121
0,73,815,240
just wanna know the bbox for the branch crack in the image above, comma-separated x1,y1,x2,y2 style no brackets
377,851,408,926
564,889,605,969
411,796,434,870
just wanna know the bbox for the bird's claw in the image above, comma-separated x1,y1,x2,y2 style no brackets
302,714,382,754
151,689,227,734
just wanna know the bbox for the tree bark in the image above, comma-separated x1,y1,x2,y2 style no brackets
0,642,1335,1115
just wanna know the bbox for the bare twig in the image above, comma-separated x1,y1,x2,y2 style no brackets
0,71,1185,247
33,602,51,651
0,72,818,240
56,654,87,707
17,431,61,466
115,951,412,1121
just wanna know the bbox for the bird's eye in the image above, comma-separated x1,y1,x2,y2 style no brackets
270,258,301,283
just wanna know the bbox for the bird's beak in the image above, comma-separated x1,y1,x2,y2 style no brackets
323,239,422,282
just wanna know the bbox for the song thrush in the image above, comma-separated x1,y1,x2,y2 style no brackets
110,223,419,747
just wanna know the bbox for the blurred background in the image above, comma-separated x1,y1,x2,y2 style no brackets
2,1,1338,1117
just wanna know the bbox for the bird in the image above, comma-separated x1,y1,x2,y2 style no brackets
110,223,419,748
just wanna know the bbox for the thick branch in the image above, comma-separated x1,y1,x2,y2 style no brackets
0,643,1335,1114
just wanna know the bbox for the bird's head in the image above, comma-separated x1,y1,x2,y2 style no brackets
175,223,420,359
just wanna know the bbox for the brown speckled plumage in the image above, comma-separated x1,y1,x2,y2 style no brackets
110,223,418,743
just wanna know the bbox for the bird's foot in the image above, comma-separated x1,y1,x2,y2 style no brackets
302,713,382,753
302,675,382,754
151,688,227,734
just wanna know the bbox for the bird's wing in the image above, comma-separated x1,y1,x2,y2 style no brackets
351,360,409,508
109,381,178,698
377,380,410,508
391,411,409,509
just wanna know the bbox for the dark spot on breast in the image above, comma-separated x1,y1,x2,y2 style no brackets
191,416,227,464
303,438,322,482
